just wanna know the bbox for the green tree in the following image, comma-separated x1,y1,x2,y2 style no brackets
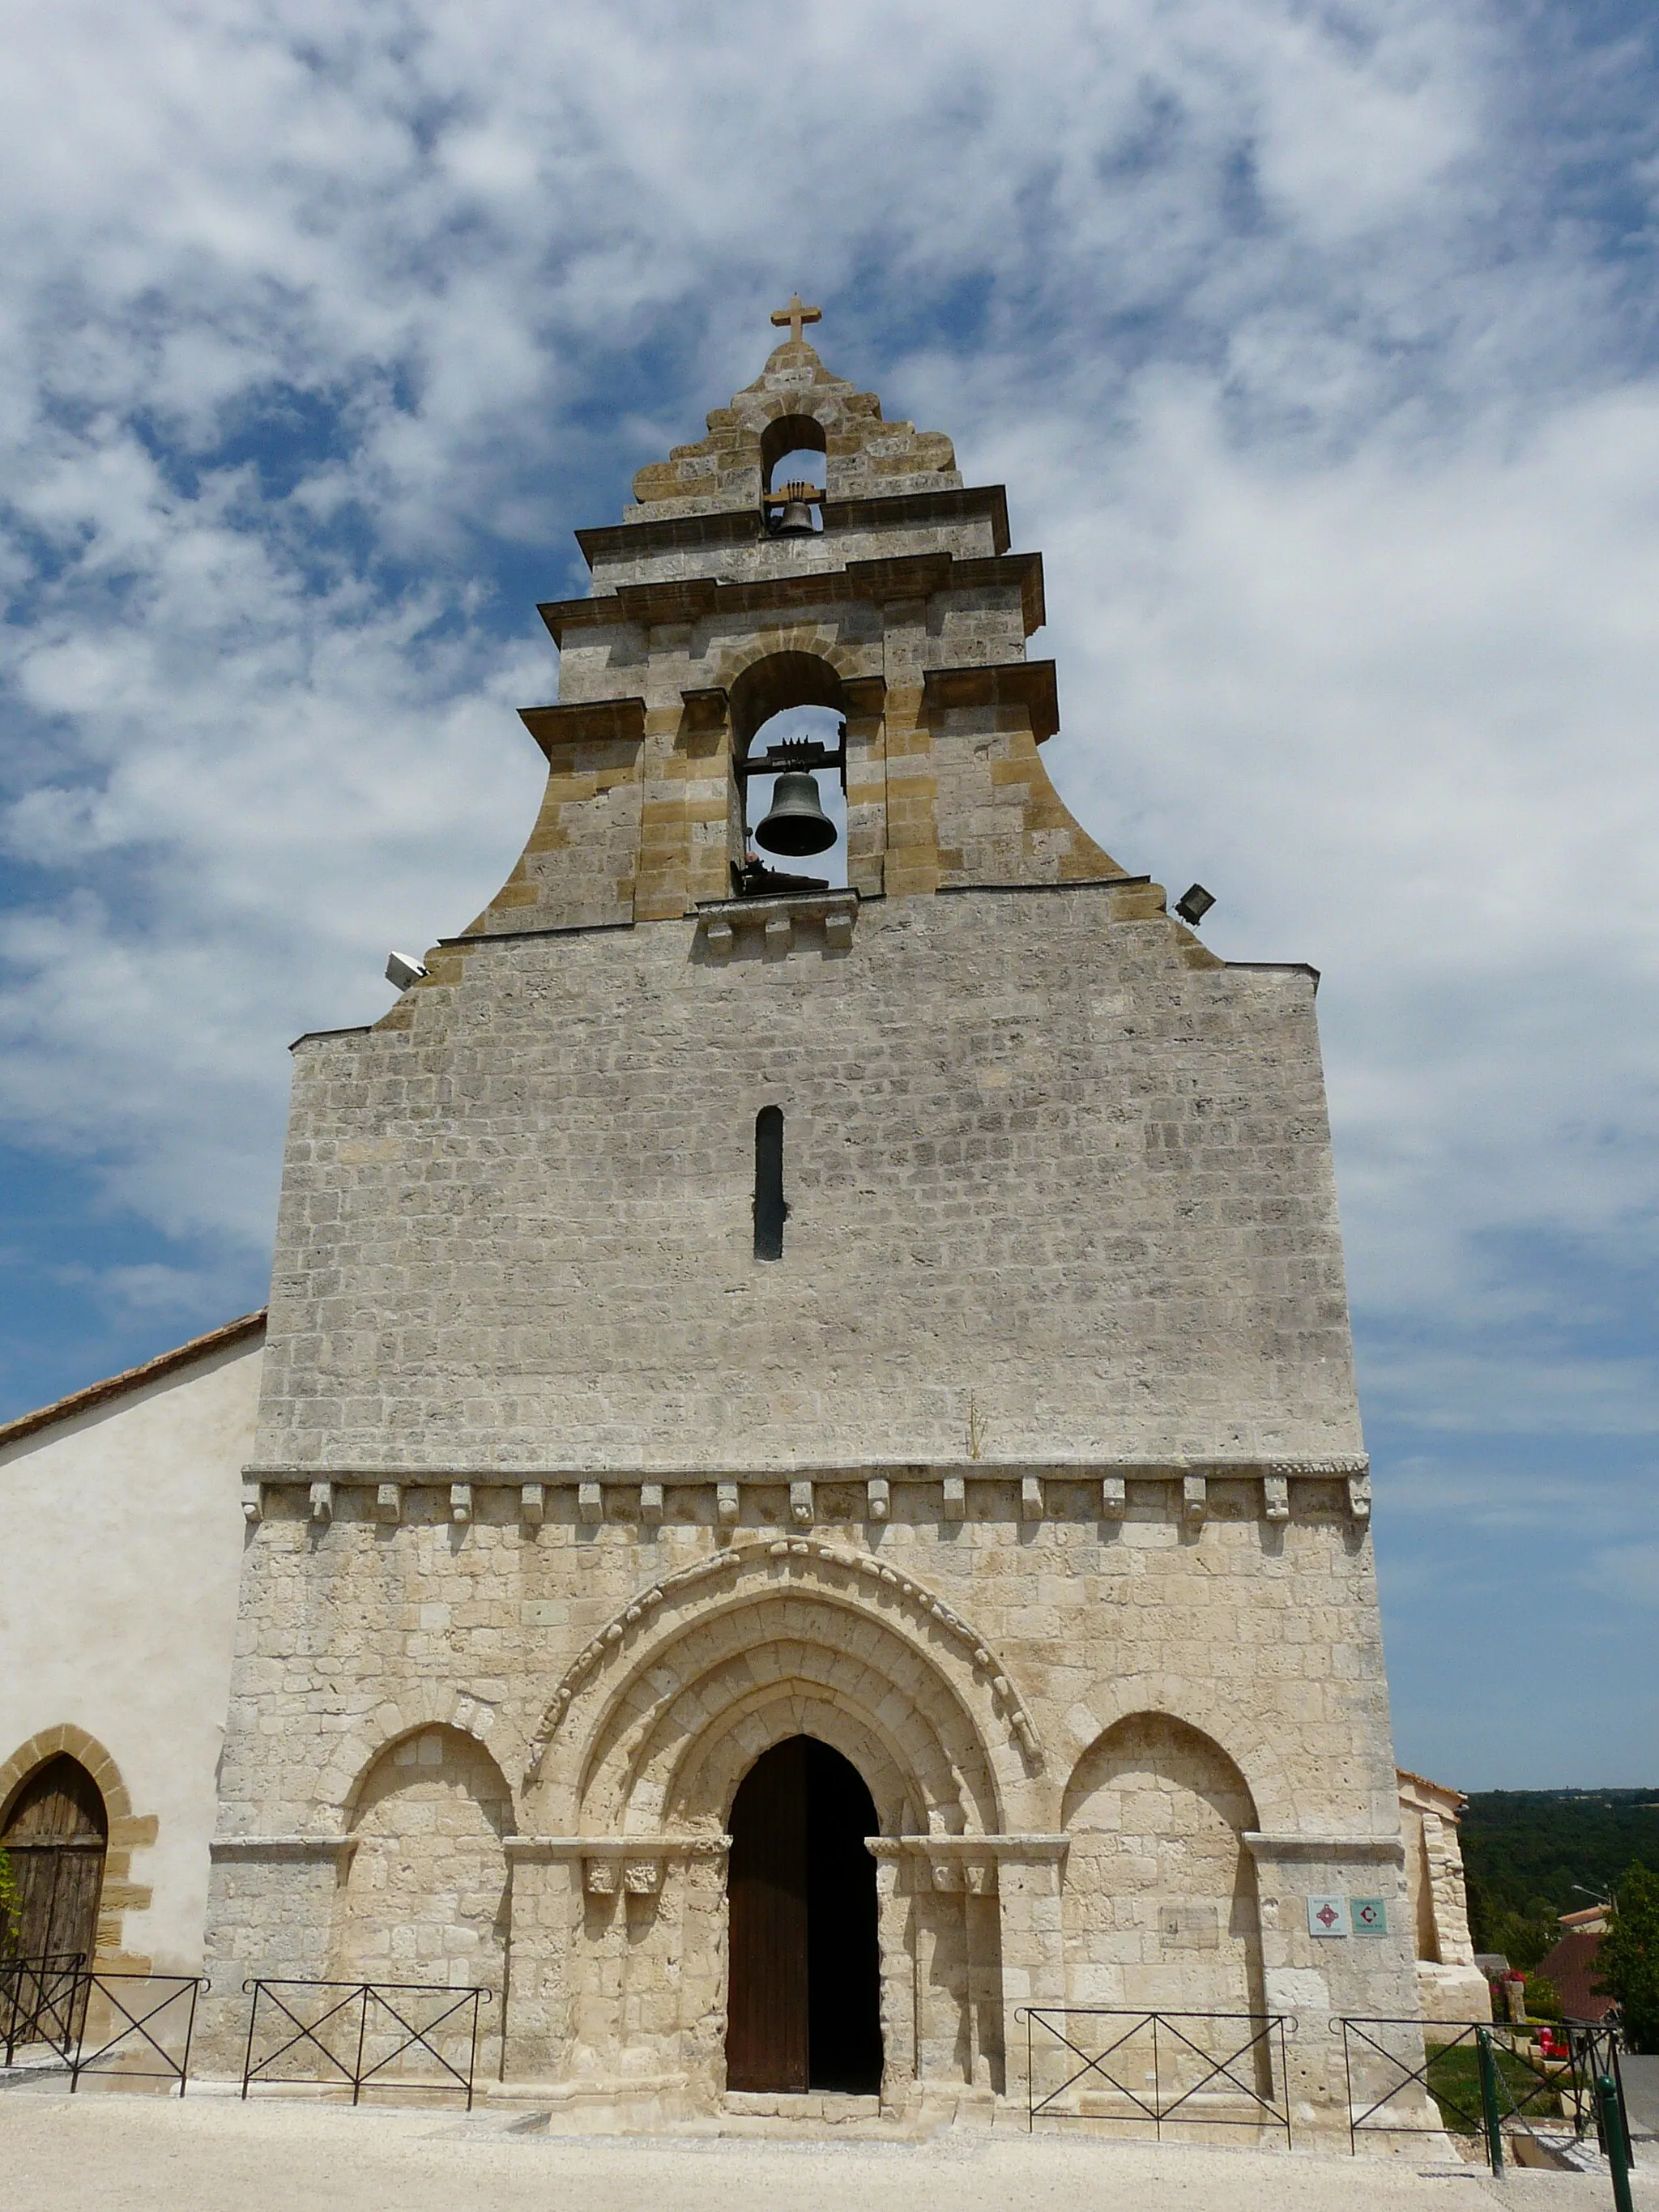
0,1847,19,1951
1596,1862,1659,2053
1522,1971,1562,2022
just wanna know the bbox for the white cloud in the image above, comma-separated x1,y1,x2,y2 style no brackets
0,0,1654,1460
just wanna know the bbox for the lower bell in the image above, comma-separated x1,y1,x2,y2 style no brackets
755,769,835,856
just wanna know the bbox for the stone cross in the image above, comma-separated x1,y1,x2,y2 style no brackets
770,293,821,345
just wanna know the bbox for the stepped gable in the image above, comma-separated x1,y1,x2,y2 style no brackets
434,322,1140,948
627,335,961,520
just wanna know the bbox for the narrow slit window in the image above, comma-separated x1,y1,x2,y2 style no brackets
754,1106,787,1261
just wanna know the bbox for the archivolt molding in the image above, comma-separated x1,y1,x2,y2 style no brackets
527,1536,1043,1784
669,1678,917,1835
580,1598,999,1836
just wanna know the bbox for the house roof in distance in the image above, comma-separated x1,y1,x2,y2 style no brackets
0,1311,267,1451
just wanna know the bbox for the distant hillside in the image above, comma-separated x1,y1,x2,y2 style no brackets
1461,1788,1659,1962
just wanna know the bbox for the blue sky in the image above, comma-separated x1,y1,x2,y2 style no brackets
1,0,1656,1786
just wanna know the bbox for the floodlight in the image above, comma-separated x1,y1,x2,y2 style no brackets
386,951,429,992
1175,884,1215,927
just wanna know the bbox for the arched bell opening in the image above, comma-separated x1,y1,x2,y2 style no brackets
728,653,848,895
760,414,826,535
726,1736,882,2096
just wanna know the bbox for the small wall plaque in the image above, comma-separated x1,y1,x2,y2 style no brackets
1350,1896,1388,1935
1307,1894,1347,1937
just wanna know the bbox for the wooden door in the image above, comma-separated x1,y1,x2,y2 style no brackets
725,1737,808,2092
2,1755,107,1967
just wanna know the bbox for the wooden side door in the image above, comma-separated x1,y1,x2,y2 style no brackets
2,1755,108,1965
725,1737,808,2093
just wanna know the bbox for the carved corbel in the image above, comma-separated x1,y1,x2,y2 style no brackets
520,1482,545,1527
1182,1474,1208,1525
450,1482,472,1525
375,1482,403,1525
1100,1474,1126,1519
578,1481,603,1524
790,1479,814,1526
309,1480,333,1525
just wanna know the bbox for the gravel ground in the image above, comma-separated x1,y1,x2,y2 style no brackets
2,2090,1657,2212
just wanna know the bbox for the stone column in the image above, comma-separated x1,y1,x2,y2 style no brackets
868,1844,918,2109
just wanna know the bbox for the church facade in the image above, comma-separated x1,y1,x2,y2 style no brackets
2,311,1479,2127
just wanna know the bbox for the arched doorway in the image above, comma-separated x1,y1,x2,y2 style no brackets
1,1754,108,1966
726,1736,882,2095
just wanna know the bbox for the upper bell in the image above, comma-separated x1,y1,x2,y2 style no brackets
767,479,820,538
754,769,836,856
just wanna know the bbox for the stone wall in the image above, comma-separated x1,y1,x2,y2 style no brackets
252,889,1354,1478
1398,1769,1491,2023
206,1473,1418,2120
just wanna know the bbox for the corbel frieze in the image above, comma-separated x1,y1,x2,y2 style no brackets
241,1456,1373,1533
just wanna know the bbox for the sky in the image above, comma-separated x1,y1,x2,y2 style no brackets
1,0,1656,1788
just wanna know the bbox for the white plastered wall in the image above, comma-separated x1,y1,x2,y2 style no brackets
0,1336,262,1972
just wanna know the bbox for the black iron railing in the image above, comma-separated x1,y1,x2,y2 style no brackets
241,1978,491,2109
1,1952,85,2066
1020,2006,1294,2142
1335,2014,1634,2170
67,1973,206,2093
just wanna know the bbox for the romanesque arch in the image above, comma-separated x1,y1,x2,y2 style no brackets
1056,1674,1297,1835
331,1724,515,2012
523,1540,1034,2103
1061,1711,1265,2018
530,1538,1036,1839
710,633,871,722
313,1685,525,1834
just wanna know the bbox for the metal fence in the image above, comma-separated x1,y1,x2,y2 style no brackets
1,1952,85,2066
241,1978,491,2109
66,1973,206,2093
1020,2006,1294,2143
1335,2014,1635,2171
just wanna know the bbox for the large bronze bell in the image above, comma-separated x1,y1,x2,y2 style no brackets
754,768,835,855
